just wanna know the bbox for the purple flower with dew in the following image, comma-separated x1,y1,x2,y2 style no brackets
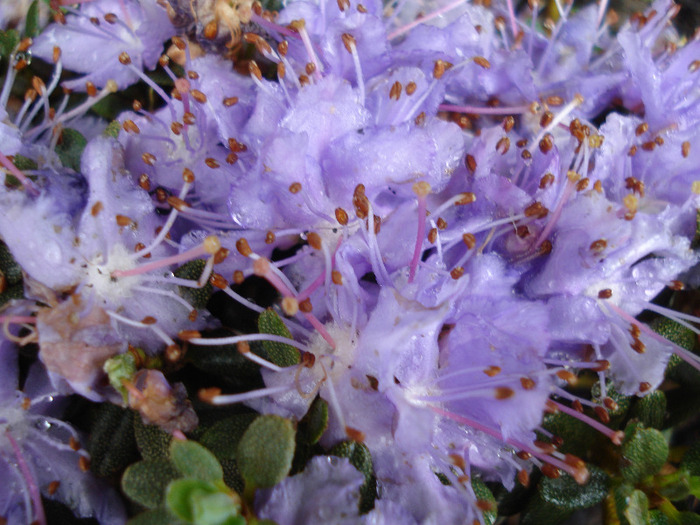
0,315,126,525
31,0,175,91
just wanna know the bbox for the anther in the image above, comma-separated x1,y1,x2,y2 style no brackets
473,56,491,69
191,90,207,103
682,141,690,158
69,436,80,451
223,96,239,107
233,270,245,284
541,464,561,479
307,232,322,250
389,81,402,100
406,81,417,95
539,134,553,154
118,52,131,65
433,59,452,79
116,215,135,227
483,366,501,377
299,298,313,313
183,112,196,125
345,427,366,442
210,273,228,289
437,217,447,230
520,377,535,389
214,248,229,264
598,289,613,299
85,81,97,97
78,456,90,472
465,154,477,173
265,231,276,244
539,173,554,188
639,382,651,393
332,270,343,285
456,193,476,205
91,201,104,217
496,136,510,154
48,481,60,495
524,202,548,219
165,344,182,362
635,122,648,136
593,406,610,424
463,233,476,249
204,20,218,39
341,33,357,54
628,145,637,156
540,111,554,128
450,267,465,280
178,330,202,341
494,387,514,399
141,152,156,166
546,95,564,106
289,182,302,194
236,238,253,257
282,297,299,316
199,387,222,403
205,158,220,169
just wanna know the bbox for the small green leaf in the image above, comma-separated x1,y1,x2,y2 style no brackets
630,391,667,429
56,128,87,171
128,508,187,525
0,29,19,57
298,396,328,445
614,485,650,525
539,464,609,511
649,510,671,525
655,469,691,501
103,353,136,402
25,1,41,37
257,309,300,367
330,440,376,513
10,155,37,172
134,416,172,461
680,441,700,477
104,120,121,138
88,404,139,478
620,423,669,484
166,478,219,522
170,440,224,482
237,415,295,489
679,511,700,525
191,492,244,525
200,414,257,461
472,478,497,525
174,259,213,309
122,459,180,509
0,240,22,286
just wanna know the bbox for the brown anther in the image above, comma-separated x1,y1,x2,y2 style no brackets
631,339,645,354
669,279,684,291
141,152,156,166
541,464,561,479
236,238,253,257
341,33,357,53
170,122,183,135
450,267,465,280
69,436,81,451
90,16,100,25
353,185,370,219
436,217,447,230
572,399,584,412
288,19,306,32
205,158,220,169
483,365,501,377
540,111,554,128
593,406,610,424
517,469,530,487
639,382,651,393
199,387,222,403
463,233,476,249
534,440,557,454
307,232,322,250
603,397,618,411
449,453,466,471
91,201,104,217
345,426,366,442
473,56,491,69
277,40,289,56
277,62,286,79
415,112,426,125
191,89,207,103
520,377,535,390
24,88,37,102
203,235,221,255
405,81,417,95
503,116,515,132
48,480,60,495
204,20,218,39
166,196,189,211
556,370,577,384
628,145,638,156
337,0,350,10
54,10,66,23
575,177,589,192
546,95,564,106
183,112,196,125
521,149,532,160
682,141,690,158
118,52,131,65
538,240,553,255
494,387,514,400
524,202,548,219
223,96,239,107
172,36,187,50
247,60,263,81
115,215,134,227
178,330,201,341
433,59,452,79
158,54,169,67
213,247,229,264
178,169,194,186
689,60,700,73
289,182,302,194
52,45,61,63
456,192,477,205
31,76,45,95
305,62,317,76
597,289,613,299
331,270,343,285
635,122,648,136
465,154,477,173
516,450,532,460
428,228,438,244
188,310,197,322
625,176,644,197
516,138,528,148
233,270,245,284
655,136,664,146
85,81,97,97
209,273,228,290
357,3,368,12
78,456,90,472
389,81,402,101
590,239,607,252
539,134,553,154
140,316,157,325
130,99,143,112
155,188,169,203
539,173,555,189
516,225,530,239
496,136,510,154
641,141,656,151
592,359,610,372
299,298,313,313
301,352,316,368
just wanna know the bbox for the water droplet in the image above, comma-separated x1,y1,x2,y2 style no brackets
35,419,51,431
327,456,339,466
13,50,32,66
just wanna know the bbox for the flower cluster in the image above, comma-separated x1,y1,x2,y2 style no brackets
0,0,699,523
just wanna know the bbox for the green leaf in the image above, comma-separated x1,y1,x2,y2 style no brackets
104,120,121,138
88,404,139,478
680,441,700,477
237,415,296,489
170,440,224,482
174,259,213,309
614,485,650,525
0,29,19,58
191,492,245,525
200,414,257,461
330,440,376,513
542,409,601,457
25,1,40,37
679,512,700,525
630,391,667,429
122,459,181,509
620,423,669,484
649,510,671,525
0,240,22,285
103,353,136,402
655,469,691,501
655,317,699,387
166,478,219,522
539,464,609,511
298,396,328,445
134,416,172,461
472,478,497,525
128,508,187,525
257,309,300,367
10,155,37,172
56,128,87,171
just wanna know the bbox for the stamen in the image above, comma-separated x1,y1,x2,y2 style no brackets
549,400,623,445
342,34,365,105
115,236,219,278
387,0,468,40
0,152,39,195
408,182,430,282
204,384,294,405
